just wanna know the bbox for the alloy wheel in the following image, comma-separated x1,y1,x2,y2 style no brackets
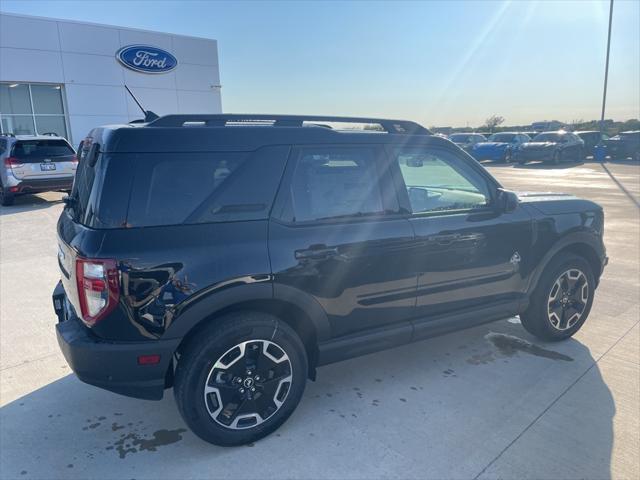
204,339,293,430
547,269,589,331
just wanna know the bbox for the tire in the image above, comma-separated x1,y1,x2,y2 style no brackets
520,254,595,342
0,184,15,206
504,149,512,163
174,311,308,446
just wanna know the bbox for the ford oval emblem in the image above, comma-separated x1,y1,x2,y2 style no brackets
116,45,177,74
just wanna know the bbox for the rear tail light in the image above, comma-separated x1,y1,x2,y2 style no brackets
4,156,23,167
71,155,79,165
75,258,119,326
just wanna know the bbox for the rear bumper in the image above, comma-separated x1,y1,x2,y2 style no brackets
11,176,73,194
53,282,180,400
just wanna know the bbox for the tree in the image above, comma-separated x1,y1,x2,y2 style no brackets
484,115,505,133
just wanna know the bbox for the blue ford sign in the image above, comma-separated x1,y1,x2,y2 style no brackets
116,45,177,74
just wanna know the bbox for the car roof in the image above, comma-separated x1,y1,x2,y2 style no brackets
1,134,68,142
90,114,447,153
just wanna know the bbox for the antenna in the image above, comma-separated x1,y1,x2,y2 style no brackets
124,85,160,123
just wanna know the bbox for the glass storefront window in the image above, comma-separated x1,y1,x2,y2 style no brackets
0,84,33,114
34,116,67,137
0,83,68,139
31,85,64,114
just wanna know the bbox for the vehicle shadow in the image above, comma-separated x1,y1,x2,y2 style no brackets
0,193,63,217
0,319,615,479
599,161,640,209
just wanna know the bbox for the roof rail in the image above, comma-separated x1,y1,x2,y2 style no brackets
147,114,431,135
41,132,59,136
0,132,16,137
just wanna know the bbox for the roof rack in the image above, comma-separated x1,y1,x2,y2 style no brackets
41,132,59,137
147,114,431,135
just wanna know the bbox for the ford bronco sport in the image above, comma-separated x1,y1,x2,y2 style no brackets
53,114,607,446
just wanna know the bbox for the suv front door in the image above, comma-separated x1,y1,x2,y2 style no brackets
388,143,533,337
269,145,416,340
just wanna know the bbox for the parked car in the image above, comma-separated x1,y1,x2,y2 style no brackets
516,131,585,165
53,114,607,446
576,131,608,157
604,131,640,161
471,132,531,163
0,133,77,206
448,133,487,153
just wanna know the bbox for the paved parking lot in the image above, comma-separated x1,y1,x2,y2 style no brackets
1,159,638,480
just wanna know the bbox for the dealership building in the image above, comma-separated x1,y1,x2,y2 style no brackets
0,12,222,144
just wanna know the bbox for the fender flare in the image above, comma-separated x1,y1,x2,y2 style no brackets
163,279,332,344
526,231,604,295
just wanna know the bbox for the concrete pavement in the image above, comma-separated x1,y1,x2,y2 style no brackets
1,159,638,480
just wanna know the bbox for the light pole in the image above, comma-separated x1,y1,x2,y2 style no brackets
596,0,614,162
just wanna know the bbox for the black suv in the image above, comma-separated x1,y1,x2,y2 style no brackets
53,115,607,446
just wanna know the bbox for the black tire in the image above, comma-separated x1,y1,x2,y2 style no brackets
520,254,595,342
174,311,308,446
0,184,15,206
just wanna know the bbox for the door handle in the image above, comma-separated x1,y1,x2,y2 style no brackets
295,245,339,260
429,234,461,245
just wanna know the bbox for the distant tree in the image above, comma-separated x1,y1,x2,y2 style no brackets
484,115,505,133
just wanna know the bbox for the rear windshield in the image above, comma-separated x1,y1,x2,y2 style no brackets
12,139,74,159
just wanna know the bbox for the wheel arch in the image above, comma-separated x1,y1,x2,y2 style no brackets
528,234,605,297
167,282,331,383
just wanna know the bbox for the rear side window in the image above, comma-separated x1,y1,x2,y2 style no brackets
126,146,290,227
283,147,385,222
12,139,74,160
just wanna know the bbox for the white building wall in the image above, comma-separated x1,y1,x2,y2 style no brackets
0,12,222,143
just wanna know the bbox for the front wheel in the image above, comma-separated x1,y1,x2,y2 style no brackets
521,254,595,341
174,311,308,446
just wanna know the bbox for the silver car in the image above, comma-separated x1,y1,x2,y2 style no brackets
0,134,76,206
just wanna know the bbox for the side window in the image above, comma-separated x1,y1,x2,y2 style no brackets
393,147,491,214
126,146,289,227
285,147,385,222
0,139,6,154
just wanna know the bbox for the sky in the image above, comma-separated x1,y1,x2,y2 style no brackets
1,0,638,128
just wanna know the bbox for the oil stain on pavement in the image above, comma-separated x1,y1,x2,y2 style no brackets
111,428,187,459
467,332,574,364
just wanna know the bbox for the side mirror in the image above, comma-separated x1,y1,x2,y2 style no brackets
497,188,518,213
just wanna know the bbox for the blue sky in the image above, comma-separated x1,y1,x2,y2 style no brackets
2,0,638,127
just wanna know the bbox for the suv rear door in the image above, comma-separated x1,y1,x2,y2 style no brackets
387,142,533,337
269,144,416,340
8,138,76,180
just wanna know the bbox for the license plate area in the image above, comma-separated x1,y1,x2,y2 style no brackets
40,163,56,171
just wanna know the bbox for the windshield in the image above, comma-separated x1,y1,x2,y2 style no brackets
533,133,562,142
488,133,516,143
449,134,474,143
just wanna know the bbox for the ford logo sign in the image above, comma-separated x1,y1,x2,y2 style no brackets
116,45,177,74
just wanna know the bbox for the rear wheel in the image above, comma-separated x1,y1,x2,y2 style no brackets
521,254,595,341
174,311,308,446
0,184,15,206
